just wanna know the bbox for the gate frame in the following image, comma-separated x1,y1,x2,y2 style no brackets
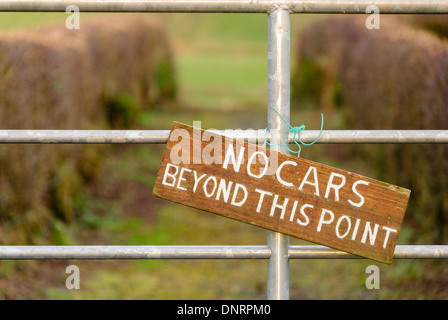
0,0,447,300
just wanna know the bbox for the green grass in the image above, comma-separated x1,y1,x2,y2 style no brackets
0,13,66,30
178,53,267,108
156,13,323,110
159,13,269,110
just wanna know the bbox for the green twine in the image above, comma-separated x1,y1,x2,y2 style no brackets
264,106,324,155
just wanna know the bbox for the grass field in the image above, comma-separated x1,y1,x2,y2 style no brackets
0,12,446,300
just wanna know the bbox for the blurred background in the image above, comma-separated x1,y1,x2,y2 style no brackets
0,12,446,299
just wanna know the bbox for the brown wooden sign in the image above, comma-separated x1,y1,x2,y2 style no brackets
153,122,411,264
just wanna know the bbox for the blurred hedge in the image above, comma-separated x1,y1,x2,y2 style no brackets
292,16,448,244
402,15,448,39
0,15,176,244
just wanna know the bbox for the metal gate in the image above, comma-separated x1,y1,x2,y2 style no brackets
0,0,447,300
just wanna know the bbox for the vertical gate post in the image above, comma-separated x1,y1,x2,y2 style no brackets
266,7,291,300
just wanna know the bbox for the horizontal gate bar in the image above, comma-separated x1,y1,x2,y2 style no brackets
0,245,446,260
0,245,271,259
289,245,448,259
0,0,448,14
0,130,447,144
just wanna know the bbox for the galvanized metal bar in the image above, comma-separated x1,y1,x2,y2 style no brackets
288,245,448,259
267,7,290,301
0,130,171,144
304,130,448,144
0,130,447,144
0,245,271,260
0,245,446,260
0,0,447,14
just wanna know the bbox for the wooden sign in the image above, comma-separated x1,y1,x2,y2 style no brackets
153,122,411,264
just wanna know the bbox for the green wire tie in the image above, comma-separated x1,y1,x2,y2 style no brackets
264,106,324,156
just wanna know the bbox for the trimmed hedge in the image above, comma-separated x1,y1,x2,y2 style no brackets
293,16,448,243
0,14,176,244
402,15,448,39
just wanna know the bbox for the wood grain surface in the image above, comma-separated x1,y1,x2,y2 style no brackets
153,122,411,264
